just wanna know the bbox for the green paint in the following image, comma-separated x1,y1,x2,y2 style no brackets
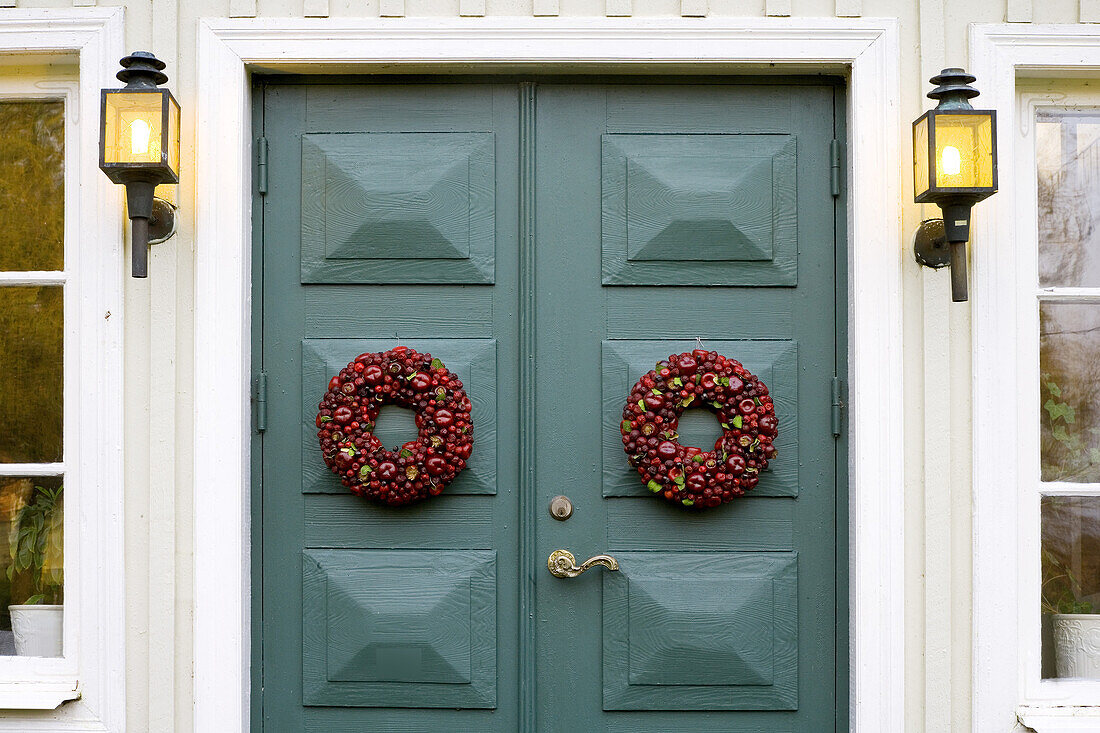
254,78,846,733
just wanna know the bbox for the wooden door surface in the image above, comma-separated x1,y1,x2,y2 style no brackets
254,78,845,733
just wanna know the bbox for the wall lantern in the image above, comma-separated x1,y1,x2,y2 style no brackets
99,51,180,278
912,68,998,302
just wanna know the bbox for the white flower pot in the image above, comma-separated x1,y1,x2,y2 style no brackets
1053,613,1100,678
8,605,62,657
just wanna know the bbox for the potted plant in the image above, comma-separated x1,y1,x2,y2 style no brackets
1043,548,1100,678
7,485,63,657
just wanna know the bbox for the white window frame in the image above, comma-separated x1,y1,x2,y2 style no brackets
971,24,1100,733
194,16,905,733
0,8,124,728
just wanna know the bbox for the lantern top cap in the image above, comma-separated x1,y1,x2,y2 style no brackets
927,67,981,110
116,51,168,89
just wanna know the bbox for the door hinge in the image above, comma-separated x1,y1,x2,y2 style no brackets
257,137,268,195
830,138,842,197
831,376,844,438
256,372,268,433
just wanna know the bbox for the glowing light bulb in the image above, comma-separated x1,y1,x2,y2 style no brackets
941,145,961,176
130,118,152,156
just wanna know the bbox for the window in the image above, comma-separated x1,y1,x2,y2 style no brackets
0,10,125,726
1035,110,1100,682
0,98,66,660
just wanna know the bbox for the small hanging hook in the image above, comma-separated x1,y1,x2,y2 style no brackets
695,336,705,350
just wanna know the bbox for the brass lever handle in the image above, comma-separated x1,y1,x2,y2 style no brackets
547,549,620,579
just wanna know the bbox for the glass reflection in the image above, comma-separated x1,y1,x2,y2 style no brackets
0,476,63,657
1043,496,1100,678
0,286,62,464
1041,302,1100,483
0,100,64,272
1037,111,1100,287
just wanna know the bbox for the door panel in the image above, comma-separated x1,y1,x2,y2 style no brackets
258,82,520,733
256,79,843,733
532,82,838,731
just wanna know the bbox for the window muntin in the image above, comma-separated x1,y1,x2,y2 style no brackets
0,98,66,659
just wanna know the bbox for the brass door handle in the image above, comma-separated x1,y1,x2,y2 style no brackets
547,549,620,578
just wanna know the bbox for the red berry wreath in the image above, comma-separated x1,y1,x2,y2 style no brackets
620,349,778,509
316,346,473,507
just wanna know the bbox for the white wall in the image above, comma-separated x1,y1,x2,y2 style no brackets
2,0,1076,731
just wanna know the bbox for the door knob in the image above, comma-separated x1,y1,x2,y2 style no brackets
547,549,620,578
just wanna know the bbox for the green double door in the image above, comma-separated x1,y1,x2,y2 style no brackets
254,78,845,732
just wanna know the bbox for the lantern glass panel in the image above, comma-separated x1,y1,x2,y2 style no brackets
913,115,931,200
102,91,164,166
933,113,994,190
167,94,180,178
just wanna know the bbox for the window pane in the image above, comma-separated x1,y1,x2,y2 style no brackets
0,476,63,658
0,100,64,272
1042,496,1100,678
0,286,62,463
1041,302,1100,482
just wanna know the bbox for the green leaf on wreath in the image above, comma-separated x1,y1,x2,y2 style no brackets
430,358,444,370
319,416,332,423
399,448,412,458
647,479,662,493
732,415,743,429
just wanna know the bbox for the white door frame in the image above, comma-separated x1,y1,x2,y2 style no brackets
194,17,904,732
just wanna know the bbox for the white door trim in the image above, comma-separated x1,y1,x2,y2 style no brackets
193,17,904,732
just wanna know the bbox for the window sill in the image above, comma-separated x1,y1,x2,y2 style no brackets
0,679,79,710
1019,705,1100,732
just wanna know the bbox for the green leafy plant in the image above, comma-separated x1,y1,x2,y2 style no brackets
1041,373,1100,481
1042,547,1095,615
7,485,63,606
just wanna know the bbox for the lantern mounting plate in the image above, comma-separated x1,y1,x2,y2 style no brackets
913,219,951,269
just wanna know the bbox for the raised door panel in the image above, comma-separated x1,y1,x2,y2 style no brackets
602,552,798,711
602,134,797,285
302,549,496,708
301,132,495,283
